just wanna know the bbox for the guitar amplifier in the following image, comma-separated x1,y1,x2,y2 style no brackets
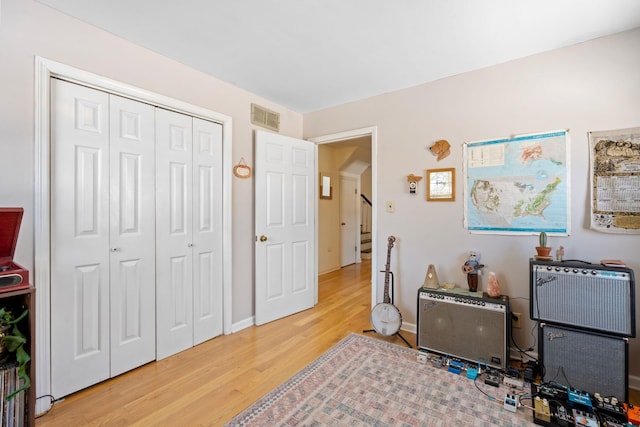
417,289,510,370
539,323,628,402
530,259,635,337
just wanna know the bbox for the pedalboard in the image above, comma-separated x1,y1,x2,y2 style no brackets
532,383,636,427
537,383,568,401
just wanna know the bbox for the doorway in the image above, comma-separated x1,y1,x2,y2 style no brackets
310,127,378,308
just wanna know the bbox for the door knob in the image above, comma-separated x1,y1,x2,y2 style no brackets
259,235,267,242
341,222,346,226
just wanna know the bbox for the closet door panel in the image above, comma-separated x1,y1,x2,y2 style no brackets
156,108,194,359
109,95,156,376
51,79,111,398
192,118,224,344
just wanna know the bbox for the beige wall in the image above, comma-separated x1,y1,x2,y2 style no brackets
318,145,341,273
0,0,303,325
305,28,640,379
2,0,639,382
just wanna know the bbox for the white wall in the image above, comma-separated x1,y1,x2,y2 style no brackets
304,28,640,378
0,0,303,325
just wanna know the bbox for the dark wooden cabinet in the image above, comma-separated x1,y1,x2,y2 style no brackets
0,287,35,426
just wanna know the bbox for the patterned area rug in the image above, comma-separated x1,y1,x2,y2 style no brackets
226,333,536,426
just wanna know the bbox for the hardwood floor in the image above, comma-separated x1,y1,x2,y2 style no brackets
37,260,409,426
35,260,640,426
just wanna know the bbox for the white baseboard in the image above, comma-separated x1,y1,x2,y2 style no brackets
401,322,417,335
629,374,640,391
230,316,254,333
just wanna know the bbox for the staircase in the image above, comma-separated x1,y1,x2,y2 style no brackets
361,231,372,259
360,194,372,259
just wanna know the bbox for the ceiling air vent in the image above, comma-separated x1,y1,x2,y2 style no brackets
251,103,280,132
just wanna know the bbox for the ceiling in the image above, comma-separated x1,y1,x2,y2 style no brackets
35,0,640,113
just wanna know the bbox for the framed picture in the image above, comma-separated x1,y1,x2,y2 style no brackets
426,168,455,201
320,174,332,200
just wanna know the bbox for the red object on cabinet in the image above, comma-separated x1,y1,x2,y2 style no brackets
0,207,29,292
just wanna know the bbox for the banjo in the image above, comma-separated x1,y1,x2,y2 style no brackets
370,236,402,336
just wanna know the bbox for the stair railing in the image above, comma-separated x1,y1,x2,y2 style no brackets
360,194,372,234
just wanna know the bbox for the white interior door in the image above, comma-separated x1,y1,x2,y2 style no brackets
340,176,358,267
254,131,316,325
155,108,194,359
192,117,223,345
51,79,111,398
108,95,156,376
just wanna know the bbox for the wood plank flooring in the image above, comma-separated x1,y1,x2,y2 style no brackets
35,260,640,426
36,260,408,426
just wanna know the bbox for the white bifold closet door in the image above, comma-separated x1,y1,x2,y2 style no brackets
155,108,223,360
50,79,224,398
51,79,156,398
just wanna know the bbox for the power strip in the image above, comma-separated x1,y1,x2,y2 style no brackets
503,376,524,389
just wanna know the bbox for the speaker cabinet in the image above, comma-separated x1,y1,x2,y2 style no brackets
530,259,635,337
539,323,628,401
417,289,509,370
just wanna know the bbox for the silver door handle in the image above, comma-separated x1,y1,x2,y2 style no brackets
187,243,194,247
110,247,120,252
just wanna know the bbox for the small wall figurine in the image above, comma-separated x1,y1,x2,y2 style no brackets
487,272,500,297
429,139,451,161
556,245,564,261
461,250,484,292
407,174,423,194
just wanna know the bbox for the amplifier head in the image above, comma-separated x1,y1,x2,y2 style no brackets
530,259,635,337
